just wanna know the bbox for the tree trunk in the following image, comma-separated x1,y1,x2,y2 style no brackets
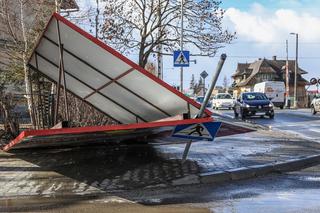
20,0,36,128
0,100,19,137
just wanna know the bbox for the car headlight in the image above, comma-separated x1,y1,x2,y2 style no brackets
243,103,250,108
268,102,274,108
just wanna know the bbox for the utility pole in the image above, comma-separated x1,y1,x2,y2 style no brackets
95,0,99,38
180,0,184,93
285,39,290,108
157,0,163,79
290,33,298,108
203,77,206,96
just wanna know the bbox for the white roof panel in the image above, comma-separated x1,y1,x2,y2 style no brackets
28,13,212,124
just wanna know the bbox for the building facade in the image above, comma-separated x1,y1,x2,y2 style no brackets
231,56,309,107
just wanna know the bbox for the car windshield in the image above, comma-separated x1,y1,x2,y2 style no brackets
216,94,232,99
196,97,204,103
243,93,268,101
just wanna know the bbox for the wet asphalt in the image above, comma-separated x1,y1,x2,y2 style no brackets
214,108,320,141
1,108,320,212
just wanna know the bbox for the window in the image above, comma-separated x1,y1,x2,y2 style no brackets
243,93,268,100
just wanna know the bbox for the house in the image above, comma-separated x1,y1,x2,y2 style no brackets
231,56,309,107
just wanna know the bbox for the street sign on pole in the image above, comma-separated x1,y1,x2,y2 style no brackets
200,71,209,95
172,121,222,141
200,70,208,79
173,50,190,67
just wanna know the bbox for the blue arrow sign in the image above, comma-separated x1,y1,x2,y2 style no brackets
173,50,190,67
172,121,221,141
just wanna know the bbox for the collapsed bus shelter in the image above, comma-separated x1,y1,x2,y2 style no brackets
1,13,253,152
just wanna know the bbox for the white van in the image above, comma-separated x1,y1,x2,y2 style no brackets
254,81,285,109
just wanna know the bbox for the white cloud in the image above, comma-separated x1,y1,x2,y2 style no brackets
225,3,320,43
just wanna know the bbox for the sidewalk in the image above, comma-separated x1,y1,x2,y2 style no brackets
157,129,320,185
0,125,320,198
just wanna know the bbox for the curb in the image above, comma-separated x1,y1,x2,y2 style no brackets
198,154,320,184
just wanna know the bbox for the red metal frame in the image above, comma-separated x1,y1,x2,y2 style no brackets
32,13,212,117
84,68,135,100
2,117,213,151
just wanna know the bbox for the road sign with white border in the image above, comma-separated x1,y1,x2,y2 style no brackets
200,70,208,79
171,121,222,141
173,50,190,67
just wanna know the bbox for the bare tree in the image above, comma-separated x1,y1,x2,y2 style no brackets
101,0,235,68
0,0,55,128
222,75,229,93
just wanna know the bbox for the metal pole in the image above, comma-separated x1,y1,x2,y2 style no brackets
28,69,37,129
56,20,70,121
95,0,99,38
35,54,44,129
182,54,226,162
60,44,70,121
180,0,184,92
285,39,290,108
54,20,63,124
294,34,298,108
157,0,163,79
204,78,206,95
182,140,192,162
197,54,227,118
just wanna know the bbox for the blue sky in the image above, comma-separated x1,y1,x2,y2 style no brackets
74,0,320,91
179,0,320,91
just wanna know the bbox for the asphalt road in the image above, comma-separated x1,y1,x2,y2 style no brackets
128,161,320,213
1,108,320,212
213,108,320,141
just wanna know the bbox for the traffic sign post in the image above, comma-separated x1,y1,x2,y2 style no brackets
173,50,190,67
200,70,208,79
172,121,222,141
200,70,208,95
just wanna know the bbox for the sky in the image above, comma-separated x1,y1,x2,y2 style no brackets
73,0,320,91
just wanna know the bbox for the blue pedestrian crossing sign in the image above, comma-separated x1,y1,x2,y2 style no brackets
171,121,222,141
173,50,190,67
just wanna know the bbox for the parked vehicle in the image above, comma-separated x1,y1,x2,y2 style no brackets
234,92,274,119
311,94,320,114
254,81,285,109
195,96,212,108
212,93,234,110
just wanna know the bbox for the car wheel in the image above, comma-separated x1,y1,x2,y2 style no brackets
241,110,246,120
311,106,317,115
234,109,239,118
269,113,274,119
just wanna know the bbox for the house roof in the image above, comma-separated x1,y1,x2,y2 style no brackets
232,63,250,77
233,58,308,87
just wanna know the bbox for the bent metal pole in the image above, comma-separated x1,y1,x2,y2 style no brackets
183,54,227,162
197,54,227,118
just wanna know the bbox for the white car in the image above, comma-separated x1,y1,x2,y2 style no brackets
212,93,234,110
311,95,320,114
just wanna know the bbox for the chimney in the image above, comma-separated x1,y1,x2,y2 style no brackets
272,55,277,60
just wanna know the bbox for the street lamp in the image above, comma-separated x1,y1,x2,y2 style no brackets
290,32,298,108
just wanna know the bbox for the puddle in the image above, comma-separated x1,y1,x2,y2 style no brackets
211,189,320,213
